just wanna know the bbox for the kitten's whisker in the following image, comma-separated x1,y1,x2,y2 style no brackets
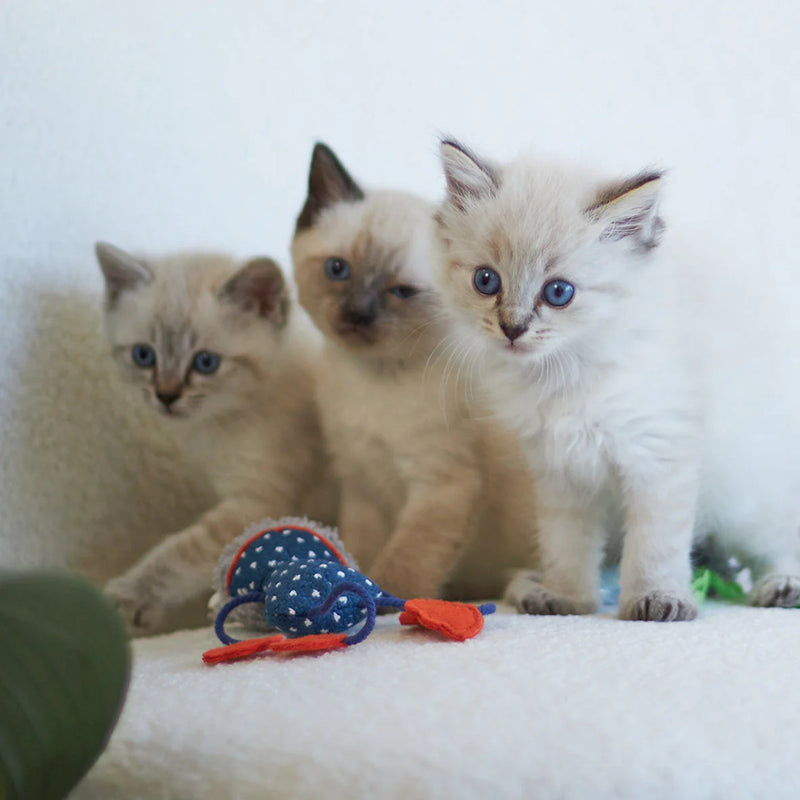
455,340,477,409
398,310,449,347
438,337,469,426
465,343,482,407
451,344,470,414
399,313,451,358
445,338,481,423
425,331,461,380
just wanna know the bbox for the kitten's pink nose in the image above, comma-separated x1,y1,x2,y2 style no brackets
500,322,528,343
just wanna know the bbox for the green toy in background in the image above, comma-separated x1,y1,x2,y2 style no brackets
0,571,130,800
691,567,800,608
691,568,748,604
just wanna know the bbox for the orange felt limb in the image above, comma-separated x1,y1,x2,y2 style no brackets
399,599,485,641
266,633,348,653
202,635,283,664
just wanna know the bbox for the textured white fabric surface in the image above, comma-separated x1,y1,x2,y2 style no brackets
74,602,800,800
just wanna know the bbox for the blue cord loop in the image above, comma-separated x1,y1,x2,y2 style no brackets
306,581,379,646
214,591,267,645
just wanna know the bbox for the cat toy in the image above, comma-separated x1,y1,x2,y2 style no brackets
202,517,495,664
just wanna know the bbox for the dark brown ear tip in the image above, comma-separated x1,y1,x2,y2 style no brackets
310,142,341,173
639,169,665,185
312,141,334,159
440,137,465,151
587,169,665,215
440,137,478,162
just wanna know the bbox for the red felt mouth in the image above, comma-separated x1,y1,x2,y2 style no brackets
399,599,485,641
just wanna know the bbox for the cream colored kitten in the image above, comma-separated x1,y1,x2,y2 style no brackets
97,244,336,633
433,138,800,621
291,143,535,600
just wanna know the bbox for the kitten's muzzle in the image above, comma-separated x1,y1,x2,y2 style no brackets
341,290,381,328
499,321,529,343
156,390,182,409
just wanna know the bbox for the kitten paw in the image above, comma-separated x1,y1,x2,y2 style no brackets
620,591,697,622
504,573,595,616
105,575,164,636
750,574,800,608
368,563,442,601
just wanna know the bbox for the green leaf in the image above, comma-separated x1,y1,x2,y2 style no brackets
0,571,130,800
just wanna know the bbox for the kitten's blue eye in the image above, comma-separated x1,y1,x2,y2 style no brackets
389,285,419,299
192,350,221,374
474,267,501,296
541,279,575,308
131,344,156,368
325,257,350,281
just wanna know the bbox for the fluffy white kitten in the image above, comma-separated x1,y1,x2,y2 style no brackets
97,245,336,633
433,139,800,621
292,143,536,600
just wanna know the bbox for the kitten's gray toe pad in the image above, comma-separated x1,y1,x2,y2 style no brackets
750,575,800,608
620,591,698,622
505,575,594,616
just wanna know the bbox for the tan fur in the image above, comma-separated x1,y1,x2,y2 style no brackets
292,190,536,599
99,248,337,634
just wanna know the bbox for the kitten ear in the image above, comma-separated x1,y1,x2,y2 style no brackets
219,257,289,326
95,242,153,304
295,142,365,232
586,171,664,250
440,139,498,211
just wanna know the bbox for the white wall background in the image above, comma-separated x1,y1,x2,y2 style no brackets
1,0,798,577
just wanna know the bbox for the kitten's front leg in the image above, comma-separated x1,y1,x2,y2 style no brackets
506,477,604,616
105,495,273,635
618,468,698,622
337,483,392,572
367,468,481,599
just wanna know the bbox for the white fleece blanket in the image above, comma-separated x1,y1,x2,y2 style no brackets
73,602,800,800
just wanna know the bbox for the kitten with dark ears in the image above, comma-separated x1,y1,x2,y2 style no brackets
97,245,336,634
291,143,536,600
433,138,800,621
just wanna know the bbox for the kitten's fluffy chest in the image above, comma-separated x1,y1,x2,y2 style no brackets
490,332,698,492
508,376,616,489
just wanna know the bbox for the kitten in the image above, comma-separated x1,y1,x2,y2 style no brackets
433,138,800,621
291,143,536,600
96,244,336,633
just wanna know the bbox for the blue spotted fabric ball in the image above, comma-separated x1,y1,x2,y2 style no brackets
264,560,383,637
228,525,346,598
